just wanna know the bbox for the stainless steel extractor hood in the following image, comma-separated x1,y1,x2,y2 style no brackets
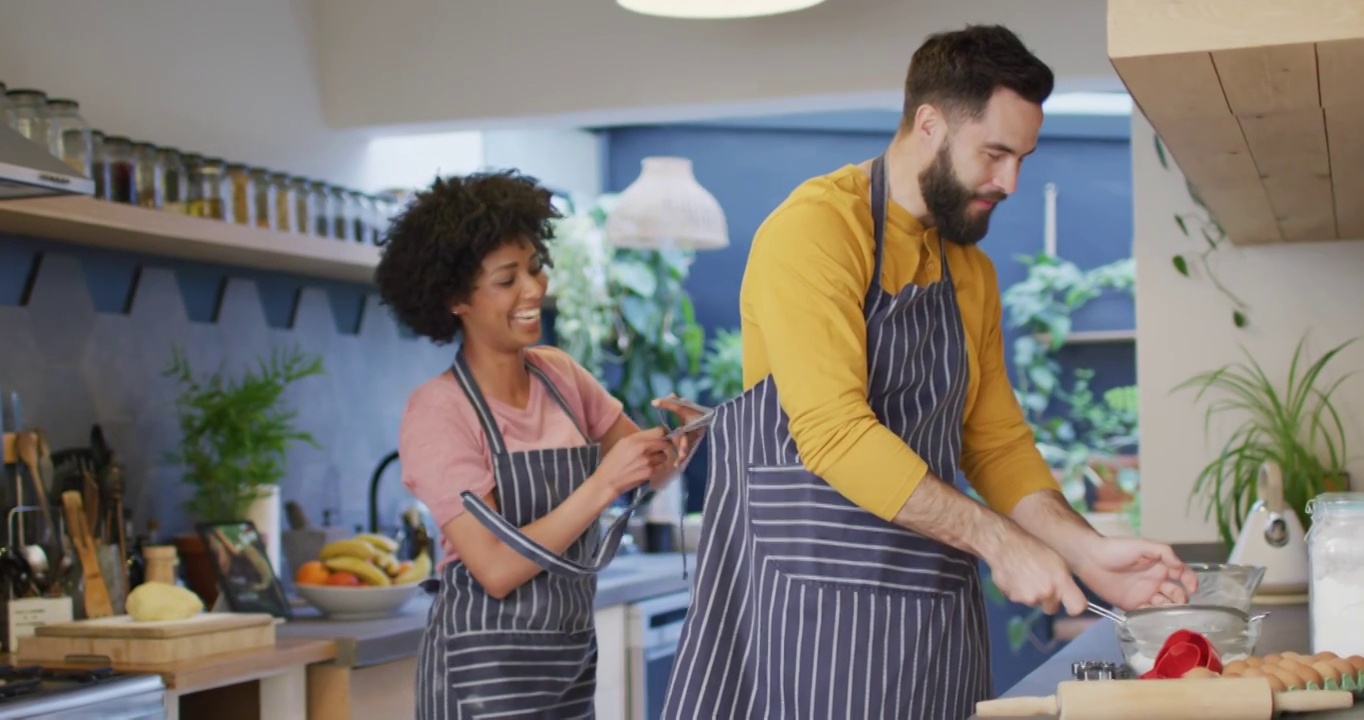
0,121,94,199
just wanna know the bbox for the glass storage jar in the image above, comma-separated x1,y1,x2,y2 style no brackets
271,173,294,232
189,158,227,220
133,142,163,209
249,168,275,229
88,131,107,200
0,82,13,129
225,163,252,225
100,136,136,204
46,99,91,177
1307,492,1364,658
290,177,312,235
329,186,353,241
308,181,332,237
159,148,189,214
6,89,56,152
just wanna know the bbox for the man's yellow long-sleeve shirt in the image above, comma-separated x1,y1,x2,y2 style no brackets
739,163,1061,521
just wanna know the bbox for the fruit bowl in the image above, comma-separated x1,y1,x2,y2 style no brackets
292,533,434,619
295,582,423,620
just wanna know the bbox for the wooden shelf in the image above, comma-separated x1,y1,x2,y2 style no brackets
0,196,381,284
1108,0,1364,245
1033,329,1137,346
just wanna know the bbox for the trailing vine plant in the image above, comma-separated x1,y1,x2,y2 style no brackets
1154,134,1250,329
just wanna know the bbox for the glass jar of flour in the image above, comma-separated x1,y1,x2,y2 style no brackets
1307,492,1364,657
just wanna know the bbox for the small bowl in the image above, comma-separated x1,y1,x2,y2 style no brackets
1115,604,1263,675
295,583,423,620
1184,563,1266,612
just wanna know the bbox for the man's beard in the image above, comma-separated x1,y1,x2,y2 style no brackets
918,144,1005,246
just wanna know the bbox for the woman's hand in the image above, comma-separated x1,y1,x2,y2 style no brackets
589,427,673,499
652,394,709,465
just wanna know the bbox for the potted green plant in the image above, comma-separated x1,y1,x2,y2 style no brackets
1176,334,1355,549
547,195,708,422
701,328,744,403
163,344,325,604
1001,251,1138,513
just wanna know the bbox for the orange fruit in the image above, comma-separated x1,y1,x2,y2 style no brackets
394,561,413,577
326,571,362,587
295,560,330,586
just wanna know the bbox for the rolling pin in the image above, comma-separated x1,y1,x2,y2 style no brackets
974,677,1353,719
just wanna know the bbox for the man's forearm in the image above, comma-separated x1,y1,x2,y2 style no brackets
890,471,1016,560
1009,488,1102,570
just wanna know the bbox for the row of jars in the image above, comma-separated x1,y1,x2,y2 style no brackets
91,137,401,242
0,83,401,244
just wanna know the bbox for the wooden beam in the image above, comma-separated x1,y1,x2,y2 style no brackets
1110,0,1364,244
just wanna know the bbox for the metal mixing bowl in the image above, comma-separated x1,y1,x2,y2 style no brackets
1115,604,1263,675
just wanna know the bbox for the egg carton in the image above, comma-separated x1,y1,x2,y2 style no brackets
1213,654,1364,695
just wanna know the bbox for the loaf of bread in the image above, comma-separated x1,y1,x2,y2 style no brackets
1184,651,1364,692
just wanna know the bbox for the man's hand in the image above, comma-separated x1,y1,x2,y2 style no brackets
980,523,1090,617
1007,489,1198,612
890,477,1089,616
1073,537,1198,612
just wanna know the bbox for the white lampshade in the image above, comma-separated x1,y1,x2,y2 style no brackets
617,0,826,19
604,157,728,251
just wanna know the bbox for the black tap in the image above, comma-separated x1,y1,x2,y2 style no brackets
368,449,400,534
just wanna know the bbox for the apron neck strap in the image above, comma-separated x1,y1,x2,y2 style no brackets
450,349,592,456
869,154,956,295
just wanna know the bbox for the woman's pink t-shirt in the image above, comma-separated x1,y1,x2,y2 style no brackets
398,346,624,570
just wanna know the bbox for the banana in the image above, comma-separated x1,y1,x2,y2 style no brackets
393,551,432,585
354,533,399,554
323,556,392,586
373,552,400,576
319,538,378,562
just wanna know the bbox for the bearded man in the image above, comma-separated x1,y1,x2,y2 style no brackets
661,24,1196,720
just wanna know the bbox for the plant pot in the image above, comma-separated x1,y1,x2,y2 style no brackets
1089,454,1138,513
173,533,219,607
1324,472,1351,493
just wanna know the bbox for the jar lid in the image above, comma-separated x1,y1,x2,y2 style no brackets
1307,491,1364,516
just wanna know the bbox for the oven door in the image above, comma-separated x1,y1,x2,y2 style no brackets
626,589,689,720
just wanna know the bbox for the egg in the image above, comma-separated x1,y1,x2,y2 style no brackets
1222,660,1248,675
1347,655,1364,673
1263,653,1283,666
1243,667,1287,692
1182,667,1219,679
1329,657,1356,681
1264,665,1302,691
1222,666,1244,678
1281,661,1323,689
1314,651,1340,662
1281,651,1305,661
1312,660,1343,685
1244,656,1264,668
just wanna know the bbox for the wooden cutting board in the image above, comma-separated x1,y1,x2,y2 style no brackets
21,612,276,664
34,612,273,638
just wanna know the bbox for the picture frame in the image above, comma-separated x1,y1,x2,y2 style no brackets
195,520,293,620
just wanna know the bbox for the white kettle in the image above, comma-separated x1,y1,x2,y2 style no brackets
1227,460,1309,598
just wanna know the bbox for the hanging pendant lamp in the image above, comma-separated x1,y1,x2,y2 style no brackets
616,0,827,19
604,156,728,251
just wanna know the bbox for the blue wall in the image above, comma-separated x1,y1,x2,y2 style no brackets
596,110,1135,693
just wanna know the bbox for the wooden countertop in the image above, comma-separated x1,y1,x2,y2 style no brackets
10,637,336,695
970,602,1363,719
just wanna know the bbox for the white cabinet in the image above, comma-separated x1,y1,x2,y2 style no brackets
594,604,628,720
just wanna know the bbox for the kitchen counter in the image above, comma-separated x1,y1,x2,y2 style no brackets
970,601,1363,718
277,551,693,668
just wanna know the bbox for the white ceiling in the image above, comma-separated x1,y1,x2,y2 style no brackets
313,0,1121,132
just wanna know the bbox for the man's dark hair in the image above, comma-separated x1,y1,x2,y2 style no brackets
901,24,1054,127
373,169,560,344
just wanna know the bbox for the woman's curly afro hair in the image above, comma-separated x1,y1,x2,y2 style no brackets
373,169,561,344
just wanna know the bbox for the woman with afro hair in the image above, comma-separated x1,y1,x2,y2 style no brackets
375,169,702,718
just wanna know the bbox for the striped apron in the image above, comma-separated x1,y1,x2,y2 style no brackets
662,155,993,720
416,350,633,720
